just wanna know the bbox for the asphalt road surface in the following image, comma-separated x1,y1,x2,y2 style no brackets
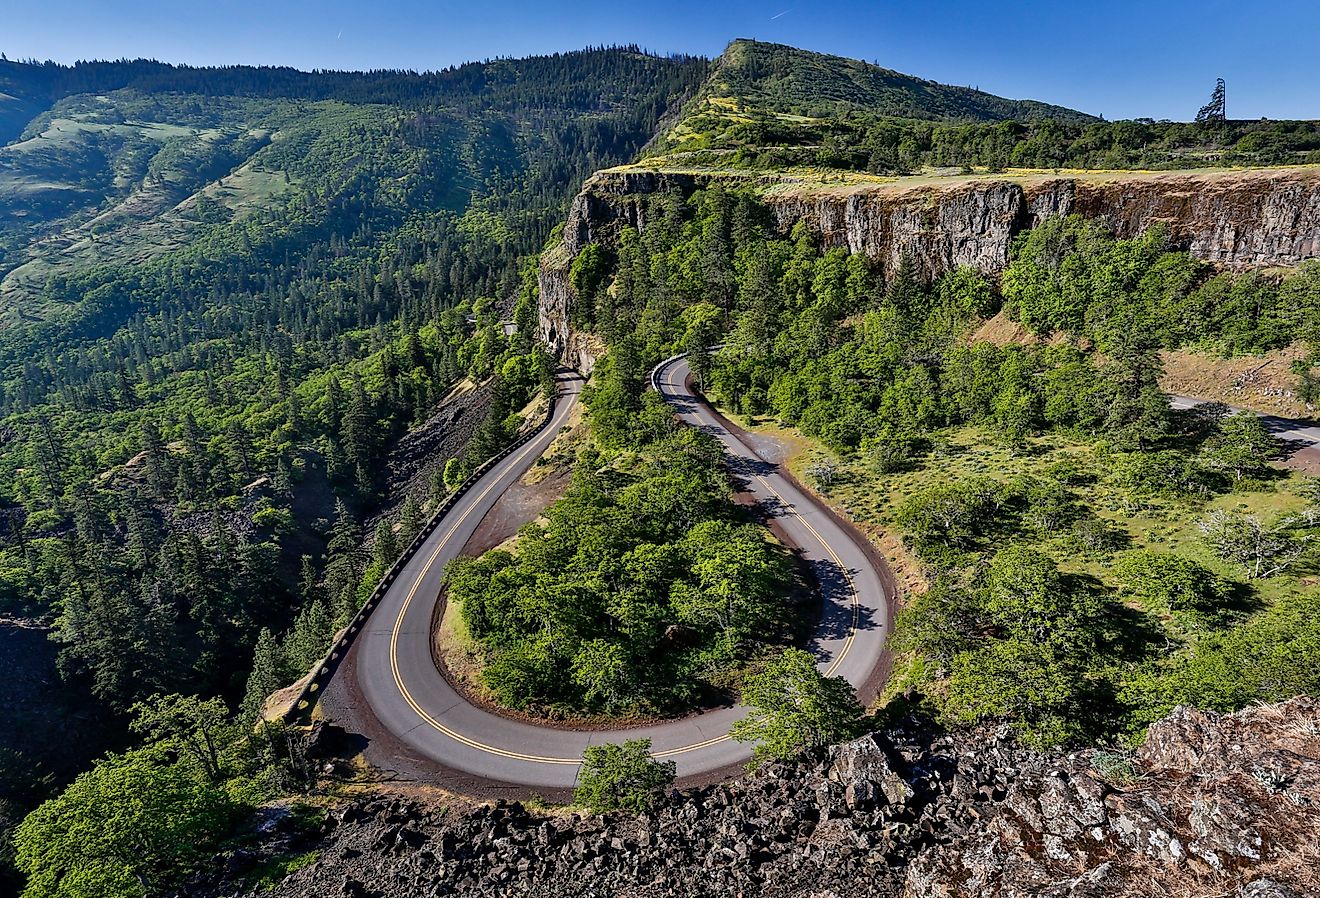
1169,395,1320,445
346,358,893,789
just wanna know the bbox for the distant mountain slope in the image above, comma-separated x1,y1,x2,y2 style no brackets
695,39,1095,123
0,49,708,334
0,50,707,874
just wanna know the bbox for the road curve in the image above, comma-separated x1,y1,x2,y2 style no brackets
1169,395,1320,445
346,359,892,790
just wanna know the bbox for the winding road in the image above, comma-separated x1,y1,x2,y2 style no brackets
1169,395,1320,445
340,358,893,790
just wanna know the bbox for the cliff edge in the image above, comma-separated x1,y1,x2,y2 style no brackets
538,166,1320,371
186,697,1319,898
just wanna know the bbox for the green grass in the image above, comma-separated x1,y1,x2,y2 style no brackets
608,159,1320,199
241,850,319,892
778,422,1313,613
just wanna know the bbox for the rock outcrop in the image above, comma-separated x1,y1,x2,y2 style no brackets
186,697,1319,898
537,243,606,375
537,166,1320,369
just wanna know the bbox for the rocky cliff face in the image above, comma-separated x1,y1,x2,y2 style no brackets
187,698,1319,898
539,170,730,374
537,242,606,375
537,166,1320,369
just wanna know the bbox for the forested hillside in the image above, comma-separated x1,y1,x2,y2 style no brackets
555,183,1320,748
0,46,706,896
8,33,1320,898
642,40,1320,174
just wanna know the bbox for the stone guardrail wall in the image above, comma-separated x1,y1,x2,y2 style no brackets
283,383,562,722
649,345,725,394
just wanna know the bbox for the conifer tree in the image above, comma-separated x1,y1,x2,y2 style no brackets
1195,78,1227,123
241,628,284,721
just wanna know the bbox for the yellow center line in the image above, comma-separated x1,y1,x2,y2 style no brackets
749,473,860,677
386,372,863,766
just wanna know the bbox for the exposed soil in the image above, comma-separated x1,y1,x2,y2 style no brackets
1280,443,1320,475
459,458,573,558
970,312,1317,422
372,379,494,524
966,309,1073,348
1162,342,1316,420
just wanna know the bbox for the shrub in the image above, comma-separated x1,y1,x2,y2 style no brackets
573,739,675,814
1112,551,1228,613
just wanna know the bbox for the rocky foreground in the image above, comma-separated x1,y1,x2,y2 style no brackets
190,698,1319,898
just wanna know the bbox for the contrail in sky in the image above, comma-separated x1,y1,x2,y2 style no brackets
770,9,792,19
336,30,343,40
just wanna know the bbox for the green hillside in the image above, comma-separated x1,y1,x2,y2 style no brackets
644,39,1320,174
0,52,707,334
702,39,1095,123
0,48,706,890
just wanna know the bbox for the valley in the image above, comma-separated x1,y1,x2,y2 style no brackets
0,32,1316,898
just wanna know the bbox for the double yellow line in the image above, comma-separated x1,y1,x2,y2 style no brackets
385,372,861,766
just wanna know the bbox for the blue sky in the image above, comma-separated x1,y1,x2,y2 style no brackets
2,0,1312,121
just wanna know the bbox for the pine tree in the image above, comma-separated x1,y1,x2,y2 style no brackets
372,519,400,568
397,494,424,547
1196,78,1227,123
241,628,285,721
273,455,295,498
29,419,66,504
140,419,171,498
299,554,319,604
283,600,333,675
886,253,926,316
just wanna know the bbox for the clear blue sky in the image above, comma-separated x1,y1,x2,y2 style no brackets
3,0,1313,122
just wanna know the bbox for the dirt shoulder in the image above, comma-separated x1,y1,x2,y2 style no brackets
1161,342,1316,420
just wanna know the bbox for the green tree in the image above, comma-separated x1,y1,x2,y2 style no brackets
895,477,999,549
680,302,723,389
573,738,675,814
241,628,284,722
980,546,1072,643
282,599,333,674
672,521,789,656
442,457,465,494
14,751,241,898
372,519,400,569
129,693,232,783
731,648,864,762
942,640,1084,747
861,424,918,474
1112,551,1228,615
569,242,612,328
570,640,634,711
1202,413,1280,482
1101,338,1170,451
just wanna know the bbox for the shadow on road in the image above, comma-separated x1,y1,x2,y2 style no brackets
809,556,880,641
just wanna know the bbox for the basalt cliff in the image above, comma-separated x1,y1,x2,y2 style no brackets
538,166,1320,372
186,698,1319,898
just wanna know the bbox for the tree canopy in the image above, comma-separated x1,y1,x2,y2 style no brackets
731,649,865,761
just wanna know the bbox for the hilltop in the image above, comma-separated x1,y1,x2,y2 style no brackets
692,38,1095,123
640,40,1320,174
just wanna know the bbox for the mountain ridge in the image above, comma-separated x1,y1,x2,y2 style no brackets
707,38,1097,122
